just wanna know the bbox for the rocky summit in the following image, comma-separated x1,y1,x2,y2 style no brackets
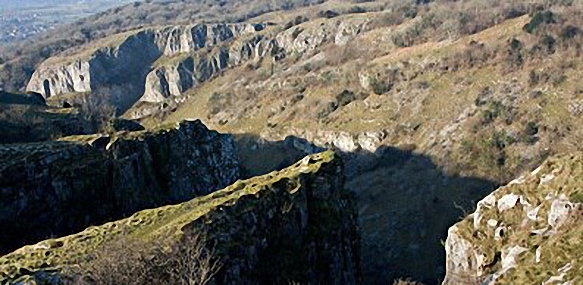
443,153,583,284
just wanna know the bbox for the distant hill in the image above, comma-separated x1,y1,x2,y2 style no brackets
0,0,322,92
0,0,132,9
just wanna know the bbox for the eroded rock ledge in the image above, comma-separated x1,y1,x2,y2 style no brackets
26,17,371,114
443,153,583,284
0,120,239,255
26,23,270,106
0,151,361,285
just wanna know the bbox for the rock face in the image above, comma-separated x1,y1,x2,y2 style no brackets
0,120,239,255
26,23,268,110
262,128,389,178
0,151,361,285
277,128,388,154
443,153,583,284
141,35,277,103
26,18,372,113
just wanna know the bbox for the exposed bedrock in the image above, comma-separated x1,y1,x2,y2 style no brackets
443,153,583,285
141,35,279,103
26,19,369,112
0,120,239,255
26,23,267,112
0,151,361,285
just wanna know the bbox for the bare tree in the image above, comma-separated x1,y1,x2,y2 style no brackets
69,233,221,285
78,88,116,134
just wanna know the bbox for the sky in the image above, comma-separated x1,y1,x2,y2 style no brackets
0,0,133,9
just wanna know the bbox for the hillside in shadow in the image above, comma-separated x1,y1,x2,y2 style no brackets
234,134,498,284
0,91,144,144
0,129,496,285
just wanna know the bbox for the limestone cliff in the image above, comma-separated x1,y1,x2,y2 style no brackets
0,151,361,285
443,153,583,284
26,23,267,110
26,17,371,112
141,34,278,103
27,24,263,92
0,120,239,255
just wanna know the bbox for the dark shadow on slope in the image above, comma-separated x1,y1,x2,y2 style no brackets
0,129,496,285
0,121,235,255
0,92,145,144
0,91,46,106
232,134,318,179
233,134,498,285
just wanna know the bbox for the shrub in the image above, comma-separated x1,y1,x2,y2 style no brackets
370,77,391,95
317,101,339,119
70,233,220,285
284,16,309,30
506,38,524,67
561,25,581,39
540,34,557,53
317,10,339,19
336,90,356,107
523,10,556,34
348,6,366,14
523,121,539,144
398,4,418,19
78,88,116,134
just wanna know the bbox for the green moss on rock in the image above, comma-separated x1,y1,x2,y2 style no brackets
0,151,360,284
0,120,239,257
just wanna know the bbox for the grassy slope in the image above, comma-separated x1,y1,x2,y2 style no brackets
156,8,583,176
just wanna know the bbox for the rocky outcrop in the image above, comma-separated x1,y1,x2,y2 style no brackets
27,17,372,113
443,153,583,284
141,35,279,103
26,23,267,108
0,151,361,285
261,128,389,178
0,120,239,255
27,30,162,98
264,127,388,154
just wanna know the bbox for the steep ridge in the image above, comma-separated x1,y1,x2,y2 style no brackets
0,120,239,255
0,151,361,285
0,0,329,92
443,153,583,284
26,13,375,115
26,23,267,111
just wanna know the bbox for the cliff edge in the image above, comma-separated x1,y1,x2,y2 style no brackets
0,151,361,284
443,153,583,284
0,120,239,255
